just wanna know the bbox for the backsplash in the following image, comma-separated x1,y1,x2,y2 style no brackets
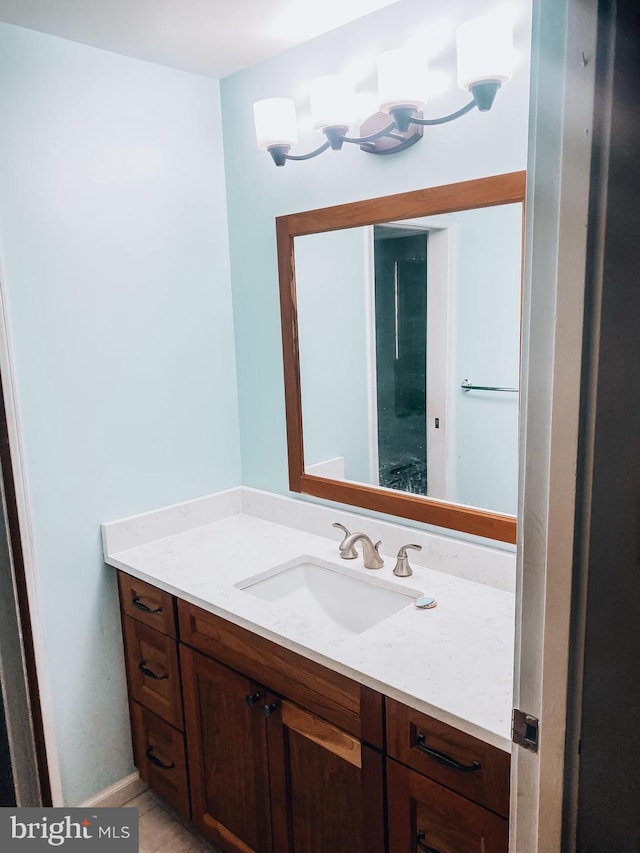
104,486,516,593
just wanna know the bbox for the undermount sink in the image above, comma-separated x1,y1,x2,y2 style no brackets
235,556,422,635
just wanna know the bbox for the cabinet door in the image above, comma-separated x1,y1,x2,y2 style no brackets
181,646,272,853
266,694,384,853
387,758,508,853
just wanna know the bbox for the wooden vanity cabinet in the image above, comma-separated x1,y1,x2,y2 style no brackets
387,759,509,852
130,702,190,817
118,572,178,637
386,698,510,852
265,695,384,853
178,600,385,853
180,646,272,853
116,571,510,853
117,573,190,818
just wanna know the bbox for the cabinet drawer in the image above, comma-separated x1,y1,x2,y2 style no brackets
387,758,508,853
123,616,183,729
386,698,510,817
178,600,383,747
118,572,177,637
131,703,190,819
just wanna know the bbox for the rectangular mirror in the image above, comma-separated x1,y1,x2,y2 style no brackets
277,172,525,543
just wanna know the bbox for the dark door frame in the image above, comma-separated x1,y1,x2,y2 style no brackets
564,1,640,850
0,370,51,805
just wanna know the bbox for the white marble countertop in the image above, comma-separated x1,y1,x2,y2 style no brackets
104,494,515,752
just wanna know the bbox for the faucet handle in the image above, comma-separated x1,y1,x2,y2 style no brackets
393,543,422,577
332,522,358,559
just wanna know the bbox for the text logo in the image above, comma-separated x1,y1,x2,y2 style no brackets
1,808,138,850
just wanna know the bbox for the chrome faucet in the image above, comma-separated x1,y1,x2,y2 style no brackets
331,523,358,559
336,529,384,570
392,543,422,577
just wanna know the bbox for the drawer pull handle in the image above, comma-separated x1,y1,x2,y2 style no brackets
415,733,481,773
246,692,262,708
133,596,163,614
145,748,175,771
416,831,442,853
138,661,169,680
263,701,280,718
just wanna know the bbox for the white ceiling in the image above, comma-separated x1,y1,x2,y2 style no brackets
0,0,400,78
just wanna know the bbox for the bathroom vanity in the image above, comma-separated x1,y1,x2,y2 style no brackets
104,488,514,853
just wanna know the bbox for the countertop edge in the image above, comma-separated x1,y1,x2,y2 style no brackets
108,555,512,754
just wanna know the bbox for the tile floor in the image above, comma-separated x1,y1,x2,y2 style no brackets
127,789,221,853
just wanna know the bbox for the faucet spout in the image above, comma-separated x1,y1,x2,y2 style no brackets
339,532,384,570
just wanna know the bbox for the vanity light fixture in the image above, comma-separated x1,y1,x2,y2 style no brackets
253,14,514,166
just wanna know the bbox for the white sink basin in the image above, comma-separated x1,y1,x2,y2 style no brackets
235,556,421,635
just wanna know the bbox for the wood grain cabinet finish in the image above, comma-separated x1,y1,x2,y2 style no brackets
178,599,383,747
181,646,272,853
180,645,384,853
122,615,183,729
131,702,190,818
386,698,510,818
387,758,508,853
116,572,510,853
118,573,190,820
266,697,385,853
118,572,177,637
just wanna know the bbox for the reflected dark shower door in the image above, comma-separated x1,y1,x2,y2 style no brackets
374,227,428,495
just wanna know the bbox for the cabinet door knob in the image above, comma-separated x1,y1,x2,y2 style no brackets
416,831,442,853
245,692,261,708
263,701,280,718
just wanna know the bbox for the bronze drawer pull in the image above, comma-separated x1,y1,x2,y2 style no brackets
145,747,175,771
133,596,163,614
416,831,442,853
138,660,169,680
415,733,481,773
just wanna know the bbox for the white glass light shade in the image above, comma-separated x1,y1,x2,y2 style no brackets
456,16,514,91
309,74,356,130
253,98,298,150
377,48,428,112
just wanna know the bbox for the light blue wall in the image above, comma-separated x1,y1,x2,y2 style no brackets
0,24,241,804
221,0,531,509
295,228,371,482
452,204,523,513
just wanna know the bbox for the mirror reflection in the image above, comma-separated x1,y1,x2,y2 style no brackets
295,202,522,516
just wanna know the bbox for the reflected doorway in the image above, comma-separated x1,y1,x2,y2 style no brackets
373,226,428,495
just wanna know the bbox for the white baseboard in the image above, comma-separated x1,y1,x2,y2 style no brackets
80,772,148,808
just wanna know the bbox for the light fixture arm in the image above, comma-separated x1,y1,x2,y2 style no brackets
389,81,502,131
268,139,331,166
341,120,397,145
392,99,476,128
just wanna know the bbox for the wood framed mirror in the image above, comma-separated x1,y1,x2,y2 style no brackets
276,171,525,543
